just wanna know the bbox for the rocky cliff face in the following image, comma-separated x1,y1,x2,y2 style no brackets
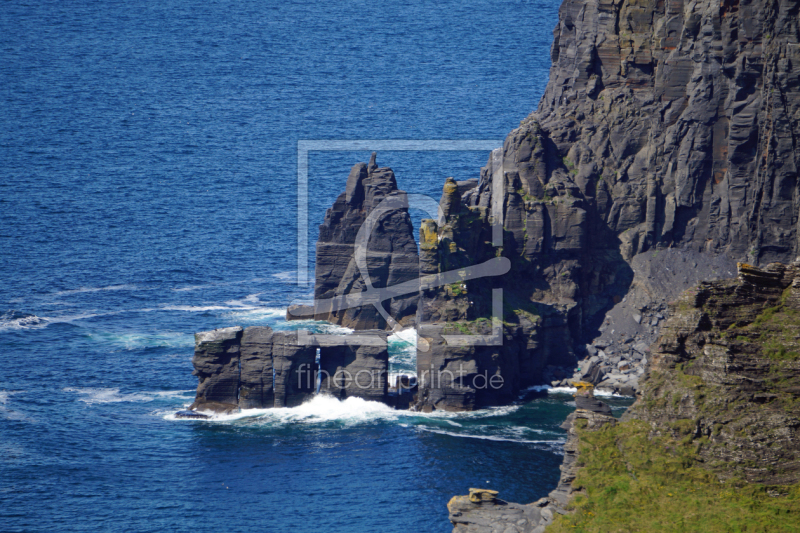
536,0,800,263
627,260,800,483
421,0,799,401
311,152,419,330
304,0,799,408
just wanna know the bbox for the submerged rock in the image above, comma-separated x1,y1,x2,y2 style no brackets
174,410,210,420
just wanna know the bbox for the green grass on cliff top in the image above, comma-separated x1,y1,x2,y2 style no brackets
548,419,800,533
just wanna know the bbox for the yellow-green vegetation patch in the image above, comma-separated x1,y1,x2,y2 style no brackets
740,287,800,361
547,419,800,532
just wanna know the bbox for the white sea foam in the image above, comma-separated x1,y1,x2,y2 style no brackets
224,306,288,322
387,328,417,367
0,310,121,332
416,426,565,447
65,388,194,405
51,284,139,296
0,313,48,332
165,394,524,426
0,391,32,422
543,385,632,398
170,394,400,425
87,331,194,350
272,271,312,283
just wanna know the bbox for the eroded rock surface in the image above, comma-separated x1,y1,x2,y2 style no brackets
627,260,800,484
309,152,420,330
190,326,389,412
318,331,389,402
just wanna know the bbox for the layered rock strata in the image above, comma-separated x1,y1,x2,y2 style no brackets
305,152,420,330
419,0,800,406
190,326,390,412
626,260,800,483
317,330,389,402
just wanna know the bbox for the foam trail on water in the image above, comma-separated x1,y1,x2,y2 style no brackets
416,426,566,447
87,331,194,350
0,310,129,333
65,388,194,405
51,284,140,296
0,312,48,332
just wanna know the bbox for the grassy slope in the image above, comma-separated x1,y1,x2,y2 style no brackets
548,287,800,532
548,419,800,532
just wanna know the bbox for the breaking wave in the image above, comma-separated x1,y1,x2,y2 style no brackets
387,328,417,372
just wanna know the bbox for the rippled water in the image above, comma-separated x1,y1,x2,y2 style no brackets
0,1,637,531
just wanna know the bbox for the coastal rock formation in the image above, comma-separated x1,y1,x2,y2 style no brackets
190,326,244,412
414,321,545,412
536,0,800,263
421,0,799,405
191,326,318,412
308,152,420,330
318,331,389,402
190,326,393,413
627,260,800,483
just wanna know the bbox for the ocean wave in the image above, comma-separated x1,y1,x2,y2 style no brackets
168,394,400,425
387,328,417,368
65,388,194,405
0,391,29,422
167,395,526,427
223,306,288,322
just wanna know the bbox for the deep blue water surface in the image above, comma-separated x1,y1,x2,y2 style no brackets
0,1,635,531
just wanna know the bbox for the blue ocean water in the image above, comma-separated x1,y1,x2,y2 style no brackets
0,1,634,531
